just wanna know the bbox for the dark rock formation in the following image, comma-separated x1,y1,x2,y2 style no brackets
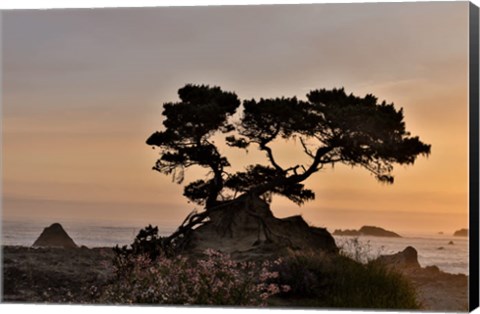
375,246,468,312
32,223,78,248
333,225,401,237
375,246,421,269
183,195,338,260
453,228,468,237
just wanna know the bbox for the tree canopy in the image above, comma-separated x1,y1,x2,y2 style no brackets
147,84,431,210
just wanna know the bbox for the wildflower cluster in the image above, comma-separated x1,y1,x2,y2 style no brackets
101,248,289,306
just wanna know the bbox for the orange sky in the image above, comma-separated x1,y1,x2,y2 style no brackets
2,2,470,235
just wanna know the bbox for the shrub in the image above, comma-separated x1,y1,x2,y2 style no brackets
112,225,175,279
273,251,420,309
113,225,170,260
101,249,288,306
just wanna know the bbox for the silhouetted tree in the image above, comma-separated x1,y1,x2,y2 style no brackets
146,84,431,246
146,84,240,209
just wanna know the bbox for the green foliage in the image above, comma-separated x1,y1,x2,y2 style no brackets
306,88,430,183
224,165,315,205
146,84,240,207
147,84,431,208
113,225,173,275
273,251,420,309
183,179,213,205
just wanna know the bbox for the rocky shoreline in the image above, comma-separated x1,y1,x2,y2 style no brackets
374,246,468,311
1,245,468,311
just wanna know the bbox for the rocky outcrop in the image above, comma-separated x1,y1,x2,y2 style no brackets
375,246,421,269
32,223,78,248
375,246,468,312
184,195,338,260
453,228,468,237
333,225,401,237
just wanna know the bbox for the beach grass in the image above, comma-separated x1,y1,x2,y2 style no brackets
271,250,420,309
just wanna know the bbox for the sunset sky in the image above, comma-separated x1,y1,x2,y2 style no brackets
2,2,470,235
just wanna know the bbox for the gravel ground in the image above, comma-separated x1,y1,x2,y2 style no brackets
2,246,114,303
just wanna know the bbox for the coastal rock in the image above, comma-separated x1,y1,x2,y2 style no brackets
453,228,468,237
185,195,338,259
333,225,401,237
376,246,469,312
375,246,421,269
32,223,78,248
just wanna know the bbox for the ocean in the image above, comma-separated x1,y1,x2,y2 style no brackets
334,234,468,275
1,219,469,275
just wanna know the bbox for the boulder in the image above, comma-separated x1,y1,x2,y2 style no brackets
184,194,338,260
32,223,78,248
375,246,421,269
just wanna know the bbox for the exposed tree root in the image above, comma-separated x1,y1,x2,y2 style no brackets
165,194,338,258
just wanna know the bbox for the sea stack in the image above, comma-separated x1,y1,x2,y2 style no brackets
33,223,78,248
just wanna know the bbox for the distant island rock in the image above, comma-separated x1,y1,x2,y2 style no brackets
453,228,468,237
32,223,78,248
333,225,401,237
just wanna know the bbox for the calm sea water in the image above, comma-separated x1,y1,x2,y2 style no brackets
1,220,468,275
334,235,468,275
1,220,177,249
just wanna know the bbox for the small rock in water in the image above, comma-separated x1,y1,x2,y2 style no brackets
32,223,78,248
448,241,454,245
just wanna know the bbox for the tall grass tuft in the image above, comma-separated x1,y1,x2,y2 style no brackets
272,250,420,309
